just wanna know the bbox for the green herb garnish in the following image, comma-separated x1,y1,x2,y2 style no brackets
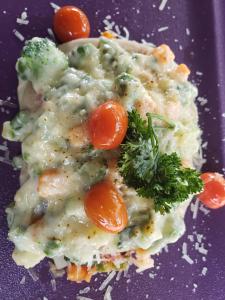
119,110,203,214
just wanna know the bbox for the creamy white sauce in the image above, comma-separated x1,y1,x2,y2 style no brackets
4,37,202,269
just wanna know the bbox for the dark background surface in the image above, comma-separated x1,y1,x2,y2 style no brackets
0,1,224,299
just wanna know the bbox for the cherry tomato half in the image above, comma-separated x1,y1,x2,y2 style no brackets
88,100,128,150
198,172,225,209
84,180,128,233
53,6,90,42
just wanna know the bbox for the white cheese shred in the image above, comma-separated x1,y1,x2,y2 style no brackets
77,297,94,300
182,242,187,255
158,26,169,32
0,99,17,108
201,267,208,276
27,269,39,282
182,254,194,265
21,11,28,20
79,287,91,295
199,204,210,215
191,199,200,220
123,27,130,39
13,29,25,41
182,242,194,264
164,245,169,253
197,245,208,255
0,144,8,151
159,0,168,11
116,271,123,281
102,16,130,40
188,235,194,242
186,28,190,36
99,271,116,291
196,71,203,76
16,18,29,25
104,285,113,300
47,28,56,40
50,2,60,11
50,278,57,291
0,157,12,166
19,276,26,284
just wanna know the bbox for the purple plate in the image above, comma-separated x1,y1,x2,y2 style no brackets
0,1,225,299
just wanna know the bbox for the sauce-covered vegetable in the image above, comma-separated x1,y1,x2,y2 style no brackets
3,36,204,277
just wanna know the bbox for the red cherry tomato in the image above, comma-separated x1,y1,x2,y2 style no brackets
53,6,90,42
84,180,128,233
88,100,128,150
198,172,225,209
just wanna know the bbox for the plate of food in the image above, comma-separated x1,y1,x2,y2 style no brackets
0,1,225,300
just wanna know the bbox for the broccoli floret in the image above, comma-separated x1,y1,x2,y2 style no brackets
2,111,32,141
16,37,68,93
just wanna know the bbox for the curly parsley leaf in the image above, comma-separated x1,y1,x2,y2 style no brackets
119,110,159,188
119,110,203,214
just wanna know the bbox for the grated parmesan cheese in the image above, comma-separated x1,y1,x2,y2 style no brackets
196,71,203,76
182,242,194,264
158,26,169,32
0,144,8,151
115,25,121,35
123,27,130,39
21,11,28,20
191,199,199,220
149,272,156,279
164,245,169,253
50,2,60,12
16,10,29,25
104,285,113,300
79,287,91,295
182,242,187,255
27,268,39,282
182,254,194,265
192,283,198,293
99,271,116,291
116,271,123,281
13,29,25,41
201,267,208,276
102,16,130,40
19,276,26,284
47,28,56,40
202,256,206,262
196,234,203,243
159,0,169,11
16,18,29,25
0,98,17,108
188,235,194,242
186,28,190,36
197,245,208,255
50,278,56,291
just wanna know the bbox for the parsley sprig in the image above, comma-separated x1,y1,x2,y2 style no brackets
118,110,203,214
